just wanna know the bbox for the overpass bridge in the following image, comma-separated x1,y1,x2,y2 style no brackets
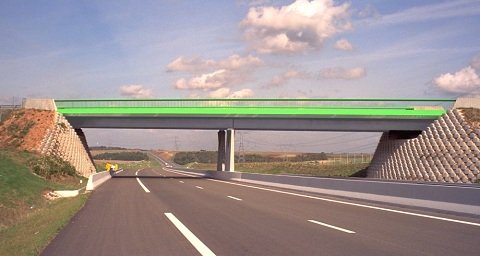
52,98,456,173
55,98,452,132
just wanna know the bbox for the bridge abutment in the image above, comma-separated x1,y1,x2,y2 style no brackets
368,107,480,183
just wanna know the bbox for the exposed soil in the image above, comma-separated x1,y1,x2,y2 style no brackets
460,108,480,129
0,109,55,151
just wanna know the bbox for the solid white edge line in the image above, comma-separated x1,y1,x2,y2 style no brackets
164,213,216,256
196,186,204,190
227,196,242,201
308,220,355,234
162,168,480,227
135,169,150,193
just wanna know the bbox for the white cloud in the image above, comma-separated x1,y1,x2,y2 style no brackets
208,87,254,98
218,54,263,70
267,69,308,87
166,57,215,72
175,69,229,90
241,0,351,54
229,88,254,98
373,1,480,26
208,87,231,98
334,39,353,51
319,67,366,80
119,85,153,98
167,54,262,72
434,66,480,95
170,54,263,92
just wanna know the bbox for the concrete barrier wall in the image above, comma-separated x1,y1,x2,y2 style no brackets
86,171,112,191
169,168,480,216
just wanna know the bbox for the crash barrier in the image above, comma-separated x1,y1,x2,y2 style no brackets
168,167,480,216
86,170,121,191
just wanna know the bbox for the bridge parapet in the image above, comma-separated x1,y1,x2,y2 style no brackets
55,98,454,109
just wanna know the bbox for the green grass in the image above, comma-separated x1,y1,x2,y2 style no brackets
186,161,369,177
0,151,50,212
0,195,88,256
0,150,89,255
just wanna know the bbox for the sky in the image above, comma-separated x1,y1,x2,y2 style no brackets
1,0,480,153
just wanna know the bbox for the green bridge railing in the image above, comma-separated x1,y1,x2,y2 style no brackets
55,98,456,109
54,98,456,118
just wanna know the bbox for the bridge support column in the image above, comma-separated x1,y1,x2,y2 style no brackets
225,129,235,172
217,130,226,171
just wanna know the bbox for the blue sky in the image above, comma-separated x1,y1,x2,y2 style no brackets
1,0,480,152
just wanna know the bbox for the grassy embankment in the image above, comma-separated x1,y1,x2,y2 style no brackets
0,150,88,255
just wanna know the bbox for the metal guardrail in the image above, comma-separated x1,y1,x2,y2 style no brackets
55,98,456,109
0,104,22,109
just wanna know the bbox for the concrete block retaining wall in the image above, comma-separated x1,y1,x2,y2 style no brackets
368,109,480,183
37,113,95,177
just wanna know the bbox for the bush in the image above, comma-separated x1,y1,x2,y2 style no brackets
93,151,149,161
30,155,76,179
173,151,329,165
173,151,217,165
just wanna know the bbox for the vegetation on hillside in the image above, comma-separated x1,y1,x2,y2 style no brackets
89,146,127,150
30,155,76,179
0,150,87,255
173,151,328,165
461,108,480,128
0,109,55,151
93,151,149,161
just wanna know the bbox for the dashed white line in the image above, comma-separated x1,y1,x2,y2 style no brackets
162,168,480,227
164,213,216,256
308,220,355,234
179,181,185,184
195,186,204,190
227,196,243,201
135,169,150,193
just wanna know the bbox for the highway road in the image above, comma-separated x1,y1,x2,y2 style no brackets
42,165,480,256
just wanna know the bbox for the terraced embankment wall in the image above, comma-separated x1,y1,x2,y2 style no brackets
24,99,95,177
368,107,480,183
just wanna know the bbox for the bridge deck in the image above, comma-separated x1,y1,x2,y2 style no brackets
57,106,445,118
55,99,455,131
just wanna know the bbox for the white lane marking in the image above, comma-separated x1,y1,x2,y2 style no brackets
227,196,242,201
162,168,480,227
195,186,204,190
308,220,355,234
164,213,216,256
164,168,200,177
179,181,185,184
135,169,150,193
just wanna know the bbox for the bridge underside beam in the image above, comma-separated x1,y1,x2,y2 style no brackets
65,116,435,132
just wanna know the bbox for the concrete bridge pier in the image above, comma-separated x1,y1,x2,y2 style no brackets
226,129,235,172
216,129,235,172
217,130,226,171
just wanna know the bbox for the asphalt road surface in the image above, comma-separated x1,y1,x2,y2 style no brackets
42,167,480,256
